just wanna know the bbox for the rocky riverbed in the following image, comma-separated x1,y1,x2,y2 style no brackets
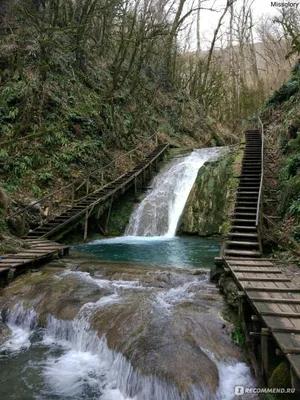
0,255,257,399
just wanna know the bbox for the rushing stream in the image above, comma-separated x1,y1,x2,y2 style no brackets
0,148,257,399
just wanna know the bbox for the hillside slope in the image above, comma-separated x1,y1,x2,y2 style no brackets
261,60,300,259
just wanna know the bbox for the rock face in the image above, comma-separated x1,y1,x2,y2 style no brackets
179,149,237,236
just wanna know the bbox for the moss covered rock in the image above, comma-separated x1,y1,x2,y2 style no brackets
269,361,298,399
218,274,239,309
179,148,238,236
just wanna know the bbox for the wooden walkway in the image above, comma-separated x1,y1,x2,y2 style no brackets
224,257,300,385
8,142,169,241
1,140,169,283
217,121,300,389
0,239,69,284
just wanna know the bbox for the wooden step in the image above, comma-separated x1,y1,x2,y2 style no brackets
237,192,259,196
224,249,261,257
235,207,257,211
232,212,257,217
231,219,256,224
226,240,259,247
230,225,257,231
228,232,258,238
236,202,258,206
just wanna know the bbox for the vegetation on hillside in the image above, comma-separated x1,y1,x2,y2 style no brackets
0,0,297,242
261,10,300,256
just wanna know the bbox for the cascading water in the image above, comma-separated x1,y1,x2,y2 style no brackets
1,298,257,400
125,148,220,237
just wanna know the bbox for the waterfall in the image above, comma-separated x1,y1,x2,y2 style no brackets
126,148,220,237
0,303,38,353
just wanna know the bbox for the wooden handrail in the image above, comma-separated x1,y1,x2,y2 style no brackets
8,132,159,220
256,116,264,228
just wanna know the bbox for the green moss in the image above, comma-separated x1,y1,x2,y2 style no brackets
268,361,298,400
269,362,291,389
179,148,238,236
107,192,138,237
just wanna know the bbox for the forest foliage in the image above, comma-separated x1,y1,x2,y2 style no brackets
0,0,296,201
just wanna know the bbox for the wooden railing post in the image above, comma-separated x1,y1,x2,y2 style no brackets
86,177,90,196
22,211,26,235
84,210,89,242
71,183,75,207
256,116,264,254
48,196,53,220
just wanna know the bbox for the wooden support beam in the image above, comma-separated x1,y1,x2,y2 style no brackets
290,366,300,391
214,256,224,266
134,177,137,197
271,328,300,334
105,197,113,234
86,177,90,196
261,328,269,381
84,210,89,242
249,331,262,338
238,295,244,318
276,348,284,356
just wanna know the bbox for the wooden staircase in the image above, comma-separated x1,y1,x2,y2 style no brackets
22,143,169,240
224,129,263,258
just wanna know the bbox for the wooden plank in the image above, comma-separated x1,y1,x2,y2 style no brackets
29,244,66,248
273,333,300,354
29,246,65,250
2,254,38,259
250,294,300,302
0,260,26,265
238,277,290,282
287,354,300,380
20,250,56,254
0,257,35,262
225,258,274,262
232,268,281,273
245,287,300,292
263,315,300,332
260,312,300,318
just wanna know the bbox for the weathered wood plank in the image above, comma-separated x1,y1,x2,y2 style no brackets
245,287,300,293
260,312,300,318
273,333,300,354
232,268,281,273
238,277,290,282
287,354,300,379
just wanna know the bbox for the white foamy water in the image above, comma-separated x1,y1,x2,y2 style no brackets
125,148,221,237
155,281,198,312
1,293,257,400
0,303,37,353
202,348,257,400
